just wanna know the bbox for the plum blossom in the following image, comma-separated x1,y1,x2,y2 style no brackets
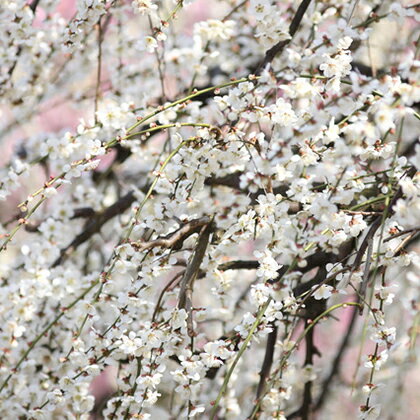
0,1,417,419
313,284,334,300
254,249,280,281
320,49,352,92
132,0,158,16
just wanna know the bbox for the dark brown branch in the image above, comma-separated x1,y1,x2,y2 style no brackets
54,196,212,268
257,0,312,72
347,217,380,291
401,138,420,158
301,329,315,420
392,230,420,256
205,172,242,190
29,0,41,12
256,325,278,398
288,269,325,420
71,207,96,219
218,260,259,271
287,326,319,420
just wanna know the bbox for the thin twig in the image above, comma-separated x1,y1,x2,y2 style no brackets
152,271,184,322
94,18,103,123
383,227,420,242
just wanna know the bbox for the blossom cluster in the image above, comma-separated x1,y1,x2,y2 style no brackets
0,0,419,419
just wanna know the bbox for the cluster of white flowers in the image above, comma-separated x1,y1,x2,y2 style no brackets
0,0,419,419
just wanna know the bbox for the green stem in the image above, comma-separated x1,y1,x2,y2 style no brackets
105,122,210,148
209,298,272,419
0,196,47,252
349,194,388,211
129,77,252,131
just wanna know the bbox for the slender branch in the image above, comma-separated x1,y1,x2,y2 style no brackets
152,271,184,322
359,235,374,298
384,227,420,242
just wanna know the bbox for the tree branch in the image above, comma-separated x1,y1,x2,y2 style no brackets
132,216,211,252
52,191,136,267
178,221,213,336
257,0,312,72
256,325,278,398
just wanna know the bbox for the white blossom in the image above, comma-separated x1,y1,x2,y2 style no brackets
313,284,334,300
